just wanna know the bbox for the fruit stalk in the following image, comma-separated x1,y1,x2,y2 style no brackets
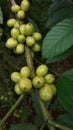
25,45,35,78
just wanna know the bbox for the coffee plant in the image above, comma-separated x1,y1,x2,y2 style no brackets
0,0,73,130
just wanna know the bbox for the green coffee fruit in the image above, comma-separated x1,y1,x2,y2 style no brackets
26,36,35,47
45,74,55,84
14,21,20,28
7,19,16,27
17,10,25,19
33,32,42,41
32,76,45,88
11,4,20,13
19,78,32,92
19,24,26,35
21,0,30,12
39,84,53,101
14,43,25,54
17,34,25,43
36,64,48,76
11,28,20,39
32,43,41,52
11,72,21,83
25,23,34,36
20,66,30,78
14,83,23,95
6,38,18,49
50,84,56,95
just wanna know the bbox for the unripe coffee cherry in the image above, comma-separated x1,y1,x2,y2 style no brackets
36,64,48,76
25,23,34,36
33,32,42,41
21,0,30,12
11,28,20,39
39,84,53,101
17,34,25,43
32,76,45,88
11,4,20,13
50,84,56,95
20,66,30,78
32,43,41,52
14,83,23,95
14,43,25,54
19,24,26,35
7,19,16,27
14,21,20,28
26,36,35,47
45,74,55,84
19,78,32,92
11,72,21,83
6,38,18,49
17,10,25,20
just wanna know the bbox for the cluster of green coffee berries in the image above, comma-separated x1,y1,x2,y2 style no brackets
11,64,56,102
32,64,56,101
11,66,32,95
5,0,42,55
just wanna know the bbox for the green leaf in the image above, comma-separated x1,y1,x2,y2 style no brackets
31,92,43,126
57,69,73,114
46,8,73,27
49,0,65,16
46,46,73,63
42,18,73,59
9,123,38,130
57,114,73,127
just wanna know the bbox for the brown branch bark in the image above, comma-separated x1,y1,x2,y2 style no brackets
7,0,16,5
25,45,35,78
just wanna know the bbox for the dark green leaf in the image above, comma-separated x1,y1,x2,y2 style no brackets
49,0,66,16
31,92,43,126
46,46,73,63
57,114,73,127
57,69,73,114
42,18,73,59
47,8,73,27
9,123,38,130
